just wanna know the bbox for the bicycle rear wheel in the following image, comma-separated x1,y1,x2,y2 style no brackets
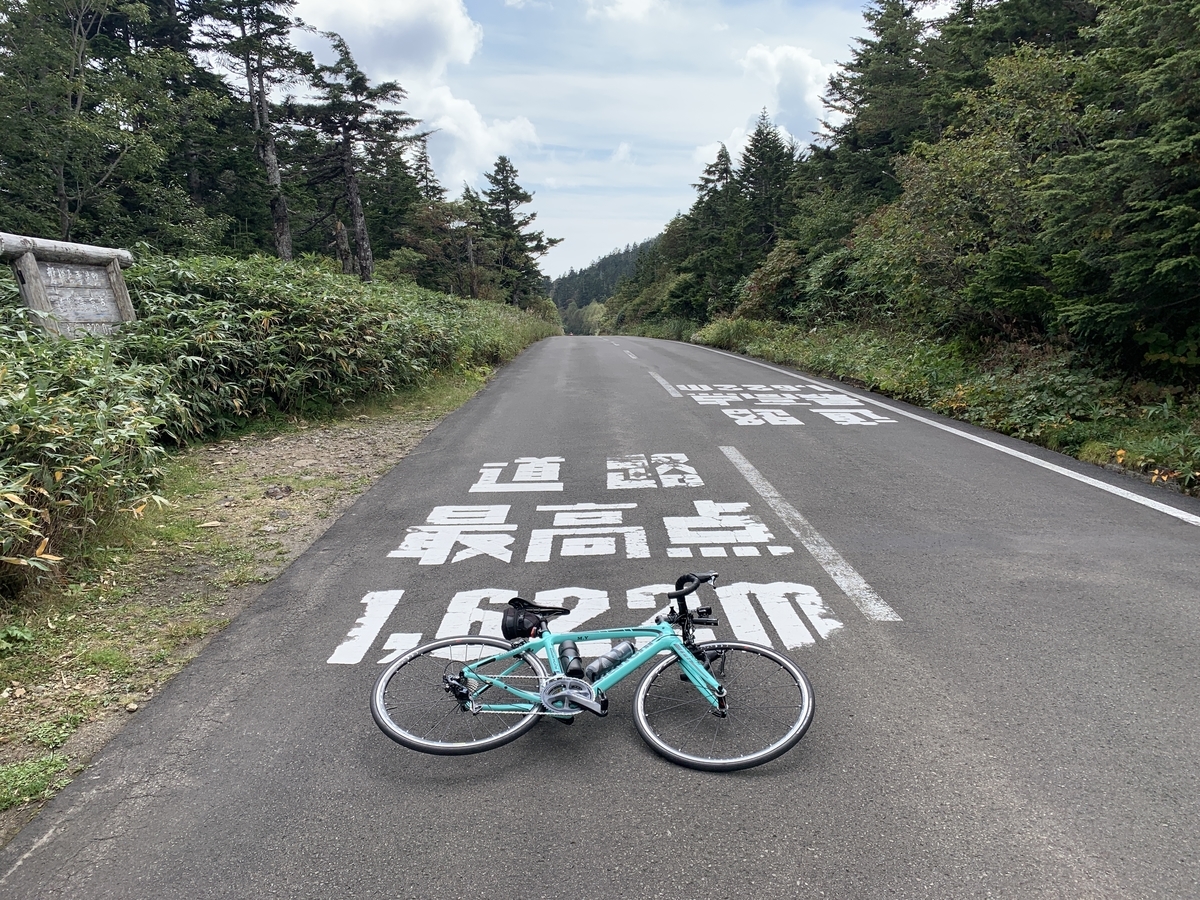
371,636,546,755
633,641,814,772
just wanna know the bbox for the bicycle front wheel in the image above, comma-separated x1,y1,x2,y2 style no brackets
371,636,547,755
633,641,814,772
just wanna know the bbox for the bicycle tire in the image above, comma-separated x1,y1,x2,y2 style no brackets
633,640,814,772
371,636,547,755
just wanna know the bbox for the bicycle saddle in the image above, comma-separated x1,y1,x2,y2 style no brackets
506,597,570,617
502,598,569,640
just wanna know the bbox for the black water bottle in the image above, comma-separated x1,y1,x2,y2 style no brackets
558,640,585,678
584,641,635,682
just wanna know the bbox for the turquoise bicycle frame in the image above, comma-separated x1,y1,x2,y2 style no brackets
461,622,726,714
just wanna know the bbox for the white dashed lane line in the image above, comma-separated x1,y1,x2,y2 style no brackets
649,372,683,397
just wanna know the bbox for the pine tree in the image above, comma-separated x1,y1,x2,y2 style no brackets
410,137,445,203
669,143,744,319
694,144,733,198
288,34,418,281
481,156,560,306
197,0,312,260
735,111,796,257
1035,0,1200,372
920,0,1097,135
0,0,222,245
820,0,930,204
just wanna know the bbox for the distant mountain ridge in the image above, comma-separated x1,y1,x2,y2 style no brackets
551,239,657,310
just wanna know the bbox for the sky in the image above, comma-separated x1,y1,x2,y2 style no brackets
291,0,872,279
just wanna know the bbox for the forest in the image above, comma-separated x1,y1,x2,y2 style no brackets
577,0,1198,386
0,0,559,314
552,239,655,334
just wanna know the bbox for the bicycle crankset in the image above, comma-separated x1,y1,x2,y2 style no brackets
539,676,608,717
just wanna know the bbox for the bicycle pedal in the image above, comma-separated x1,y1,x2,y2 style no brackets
551,715,575,726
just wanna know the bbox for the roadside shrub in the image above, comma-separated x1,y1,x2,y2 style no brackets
0,311,175,596
118,254,559,437
0,253,558,597
690,317,766,350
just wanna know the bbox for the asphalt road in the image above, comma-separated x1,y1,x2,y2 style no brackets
3,335,1199,899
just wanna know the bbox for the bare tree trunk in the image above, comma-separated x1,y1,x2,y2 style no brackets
263,138,292,261
257,69,292,261
465,233,477,298
341,141,372,281
333,219,356,275
243,47,292,261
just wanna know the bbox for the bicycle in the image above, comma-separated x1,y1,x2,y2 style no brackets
370,572,815,771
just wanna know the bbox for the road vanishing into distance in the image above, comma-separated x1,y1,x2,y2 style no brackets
2,335,1199,899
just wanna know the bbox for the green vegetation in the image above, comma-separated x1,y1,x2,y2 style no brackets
597,0,1200,381
0,255,559,601
0,1,566,598
120,253,559,437
0,753,69,811
0,368,499,806
553,240,655,334
0,0,559,305
0,307,175,591
27,714,86,750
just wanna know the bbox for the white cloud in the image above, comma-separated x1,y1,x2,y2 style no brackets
740,44,833,121
418,85,540,188
294,0,481,82
292,0,871,276
296,0,536,193
584,0,667,22
917,0,957,21
693,126,748,168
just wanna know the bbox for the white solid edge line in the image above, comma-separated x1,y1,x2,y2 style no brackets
701,346,1200,528
1,825,57,884
721,446,902,623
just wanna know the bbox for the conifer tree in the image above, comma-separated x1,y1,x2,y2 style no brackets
821,0,929,204
0,0,222,245
735,111,796,257
411,137,445,203
197,0,311,260
288,34,418,281
481,156,560,306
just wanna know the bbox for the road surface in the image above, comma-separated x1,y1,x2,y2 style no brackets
3,335,1198,899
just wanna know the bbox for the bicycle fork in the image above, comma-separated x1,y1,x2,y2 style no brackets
677,650,729,717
